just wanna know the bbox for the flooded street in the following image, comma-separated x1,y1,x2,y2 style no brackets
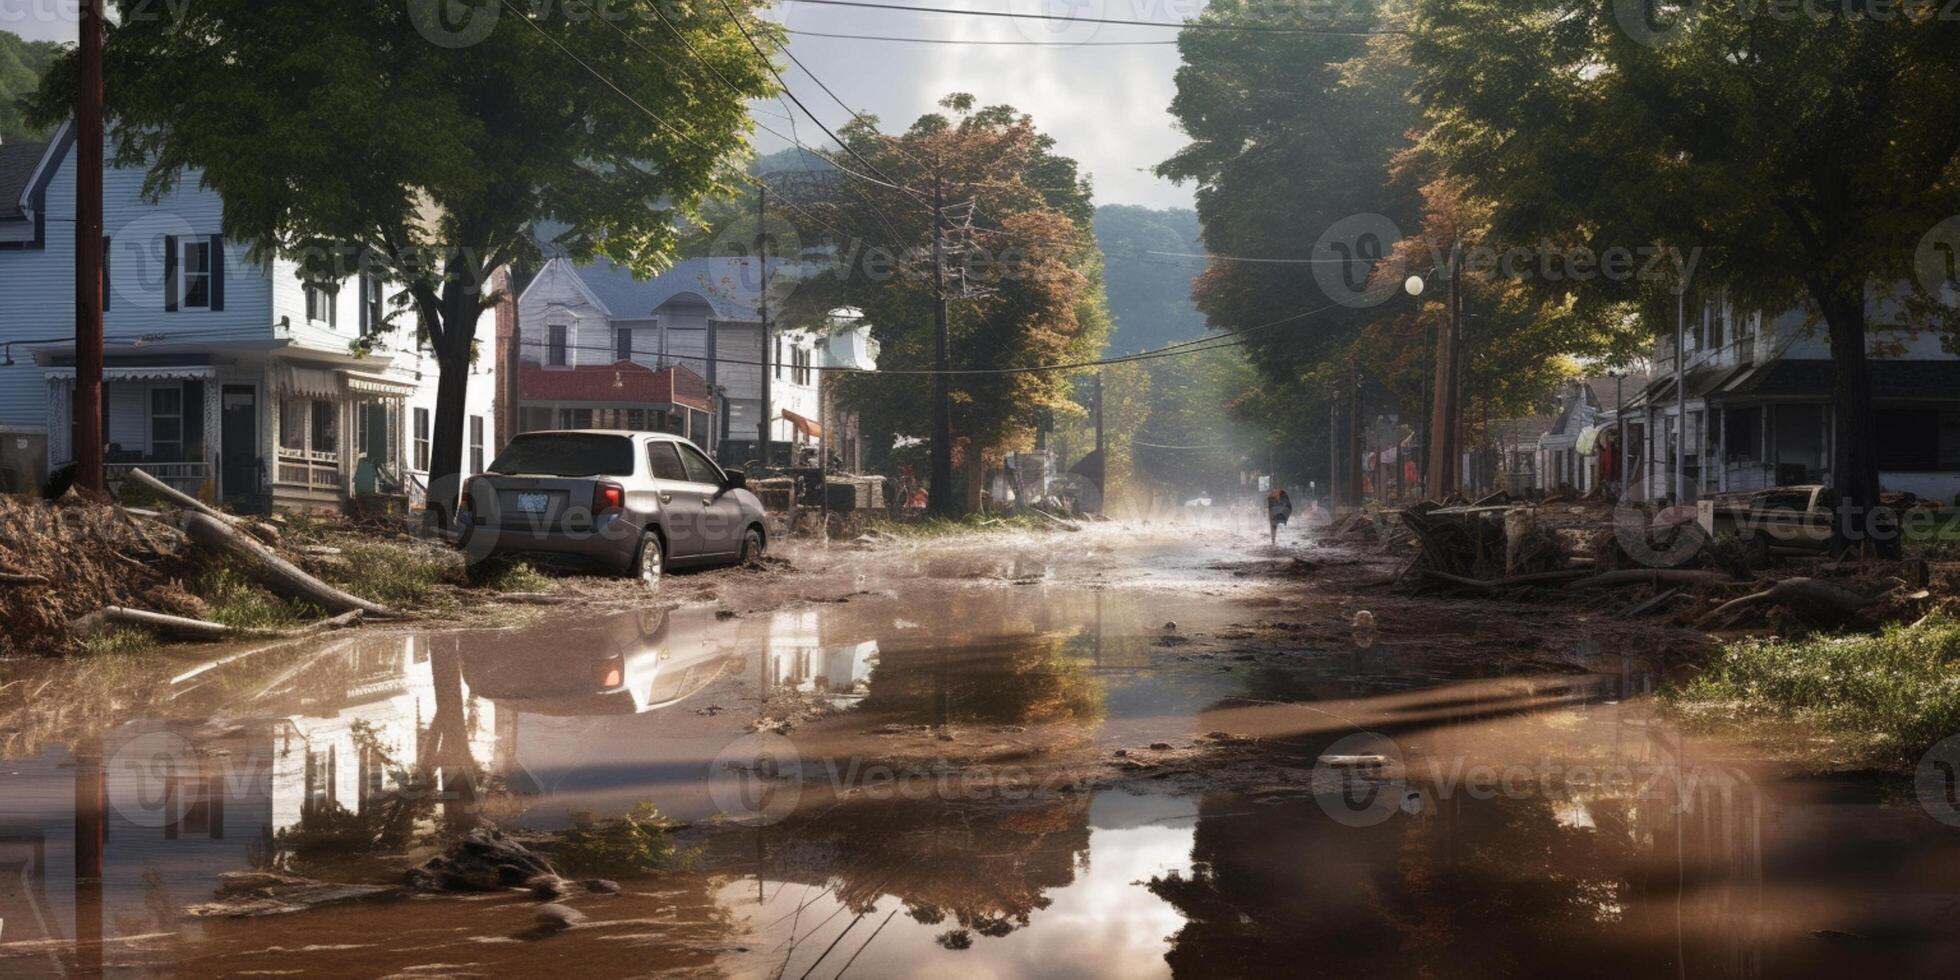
4,521,1959,978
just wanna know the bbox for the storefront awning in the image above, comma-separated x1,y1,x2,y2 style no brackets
270,362,341,399
781,408,822,439
344,371,416,397
43,365,215,382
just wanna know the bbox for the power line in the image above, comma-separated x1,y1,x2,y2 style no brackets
505,0,911,254
784,27,1179,46
777,1,1407,35
715,0,923,199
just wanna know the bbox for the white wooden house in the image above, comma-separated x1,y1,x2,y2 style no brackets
1618,291,1960,505
515,256,820,465
0,123,497,510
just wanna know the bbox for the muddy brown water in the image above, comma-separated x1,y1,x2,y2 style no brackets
3,521,1959,977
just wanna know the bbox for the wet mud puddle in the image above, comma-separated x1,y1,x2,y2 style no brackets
3,532,1959,977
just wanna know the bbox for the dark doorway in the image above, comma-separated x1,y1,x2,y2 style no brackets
221,385,257,500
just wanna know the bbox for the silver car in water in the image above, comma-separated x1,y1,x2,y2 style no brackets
455,429,768,583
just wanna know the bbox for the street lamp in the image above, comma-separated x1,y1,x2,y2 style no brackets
1404,274,1425,297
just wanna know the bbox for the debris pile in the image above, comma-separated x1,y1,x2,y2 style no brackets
0,493,198,656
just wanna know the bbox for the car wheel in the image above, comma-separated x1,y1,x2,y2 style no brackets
634,532,665,586
1744,531,1772,570
739,526,765,566
465,555,508,587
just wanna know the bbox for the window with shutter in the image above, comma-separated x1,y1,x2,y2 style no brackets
180,240,213,309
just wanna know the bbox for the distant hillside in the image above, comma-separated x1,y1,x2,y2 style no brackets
1094,204,1208,354
0,30,61,144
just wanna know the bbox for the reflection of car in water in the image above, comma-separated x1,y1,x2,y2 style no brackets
460,607,738,715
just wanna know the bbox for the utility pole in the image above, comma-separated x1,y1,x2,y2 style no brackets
1092,372,1105,514
1424,240,1462,499
928,172,957,517
1347,359,1362,507
756,184,772,471
74,0,105,494
1673,288,1686,506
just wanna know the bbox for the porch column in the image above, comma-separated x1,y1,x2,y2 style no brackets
203,379,221,495
266,393,282,492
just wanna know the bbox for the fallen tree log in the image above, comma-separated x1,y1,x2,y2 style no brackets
71,605,237,641
1563,569,1745,590
1419,569,1593,591
125,467,237,526
1696,576,1874,627
0,571,50,585
181,512,395,618
124,468,279,545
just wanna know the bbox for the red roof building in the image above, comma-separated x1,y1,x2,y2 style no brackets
516,361,716,446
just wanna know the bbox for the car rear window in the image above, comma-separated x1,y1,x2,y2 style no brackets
487,434,636,477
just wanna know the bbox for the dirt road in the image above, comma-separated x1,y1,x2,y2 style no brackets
2,518,1957,977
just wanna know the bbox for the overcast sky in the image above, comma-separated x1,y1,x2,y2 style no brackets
2,0,1199,209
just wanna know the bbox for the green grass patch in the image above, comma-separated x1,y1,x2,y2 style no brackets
477,559,552,593
332,540,456,608
196,565,321,630
537,803,691,876
1669,614,1960,764
78,626,157,656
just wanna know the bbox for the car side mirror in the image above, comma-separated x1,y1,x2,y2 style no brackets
722,469,746,491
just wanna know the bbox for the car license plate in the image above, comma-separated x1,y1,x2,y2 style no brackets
516,492,550,514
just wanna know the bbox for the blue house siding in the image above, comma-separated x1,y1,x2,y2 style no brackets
0,145,274,428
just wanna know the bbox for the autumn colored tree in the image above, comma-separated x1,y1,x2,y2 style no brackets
783,94,1112,514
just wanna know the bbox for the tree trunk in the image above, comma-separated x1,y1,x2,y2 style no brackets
1812,279,1897,557
425,283,482,530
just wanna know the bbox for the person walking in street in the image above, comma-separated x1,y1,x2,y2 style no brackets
1266,485,1293,545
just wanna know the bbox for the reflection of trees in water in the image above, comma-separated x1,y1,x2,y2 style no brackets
738,794,1092,947
857,636,1105,726
1147,792,1641,977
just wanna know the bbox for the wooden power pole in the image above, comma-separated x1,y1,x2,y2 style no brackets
1424,240,1463,499
74,0,106,493
928,172,957,516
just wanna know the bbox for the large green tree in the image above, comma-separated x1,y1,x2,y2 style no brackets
31,1,774,522
1412,2,1960,541
1,29,60,143
1157,1,1424,485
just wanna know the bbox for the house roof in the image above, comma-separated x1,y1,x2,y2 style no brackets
1489,415,1556,449
0,140,51,221
571,256,794,323
520,360,712,411
1714,358,1960,402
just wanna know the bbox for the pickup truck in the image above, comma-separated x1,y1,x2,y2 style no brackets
1695,484,1904,561
1695,485,1836,556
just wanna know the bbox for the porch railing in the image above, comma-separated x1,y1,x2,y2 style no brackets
106,461,211,495
274,449,343,493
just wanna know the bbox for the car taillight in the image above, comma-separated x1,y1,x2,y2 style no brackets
595,659,624,688
594,482,625,514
